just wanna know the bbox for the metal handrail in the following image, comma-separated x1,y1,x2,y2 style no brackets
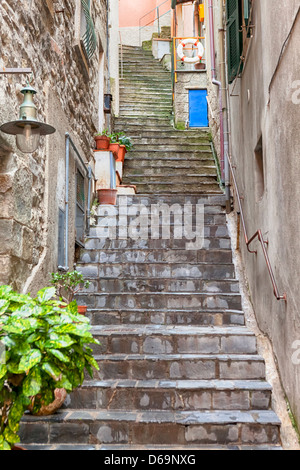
139,0,171,45
228,153,287,302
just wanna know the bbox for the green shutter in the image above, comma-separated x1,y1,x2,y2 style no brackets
171,0,177,9
244,0,250,26
226,0,243,84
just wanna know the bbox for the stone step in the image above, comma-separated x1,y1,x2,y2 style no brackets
84,236,232,251
132,144,212,151
119,111,172,117
76,292,243,312
76,278,239,295
93,353,267,381
89,223,229,238
125,152,214,161
19,409,281,447
79,249,232,266
122,175,218,185
19,443,283,450
87,308,245,327
133,183,223,194
118,194,227,206
124,159,215,169
90,325,256,356
129,137,211,146
77,262,236,281
69,379,273,411
125,167,218,177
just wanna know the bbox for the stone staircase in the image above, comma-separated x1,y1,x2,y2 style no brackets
19,45,282,450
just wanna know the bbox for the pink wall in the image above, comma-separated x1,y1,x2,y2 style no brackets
119,0,171,28
119,0,156,28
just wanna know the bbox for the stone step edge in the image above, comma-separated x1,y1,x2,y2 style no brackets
21,409,281,426
78,379,273,392
19,444,283,450
90,325,252,336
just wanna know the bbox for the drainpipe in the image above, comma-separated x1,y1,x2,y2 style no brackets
208,0,230,211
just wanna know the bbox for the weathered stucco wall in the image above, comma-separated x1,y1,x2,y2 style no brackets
0,0,117,294
227,0,300,427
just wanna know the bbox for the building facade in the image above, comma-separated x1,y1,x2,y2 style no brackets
224,0,300,429
0,0,119,294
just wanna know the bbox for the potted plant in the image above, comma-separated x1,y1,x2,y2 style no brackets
94,129,110,150
108,132,121,158
117,134,132,163
0,285,99,450
51,270,91,315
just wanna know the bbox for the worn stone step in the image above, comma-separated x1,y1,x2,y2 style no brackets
124,161,215,171
76,293,243,312
90,223,229,238
125,167,218,177
132,144,212,151
84,236,231,251
133,183,222,194
123,175,218,185
79,249,232,265
117,194,227,205
19,409,281,447
90,325,255,356
68,379,273,411
87,309,245,327
77,277,239,295
93,354,266,381
125,152,214,160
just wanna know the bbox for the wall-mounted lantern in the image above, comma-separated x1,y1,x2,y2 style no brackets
0,85,56,153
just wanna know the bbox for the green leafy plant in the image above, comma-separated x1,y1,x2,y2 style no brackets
0,285,99,450
118,134,132,152
94,128,110,137
51,270,91,304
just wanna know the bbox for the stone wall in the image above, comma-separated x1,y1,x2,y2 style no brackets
0,0,117,293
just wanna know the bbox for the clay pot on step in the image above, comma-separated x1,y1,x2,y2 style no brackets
109,142,120,159
77,305,87,315
94,135,110,150
28,388,67,416
97,188,118,205
117,145,127,163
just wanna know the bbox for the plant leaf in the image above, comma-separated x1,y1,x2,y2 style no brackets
36,287,56,304
41,362,62,382
22,367,42,397
45,333,76,349
18,349,42,372
48,349,70,363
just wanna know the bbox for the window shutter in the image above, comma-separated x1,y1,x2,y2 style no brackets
226,0,242,83
80,0,97,60
171,0,177,9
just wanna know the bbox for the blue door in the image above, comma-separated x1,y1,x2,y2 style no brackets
189,89,209,127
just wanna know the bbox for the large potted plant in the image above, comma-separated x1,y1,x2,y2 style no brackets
0,285,99,450
94,129,110,150
51,270,90,315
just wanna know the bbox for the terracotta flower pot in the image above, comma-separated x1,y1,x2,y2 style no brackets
97,188,118,205
94,135,110,150
109,142,120,159
117,145,127,163
77,305,87,315
29,388,67,416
